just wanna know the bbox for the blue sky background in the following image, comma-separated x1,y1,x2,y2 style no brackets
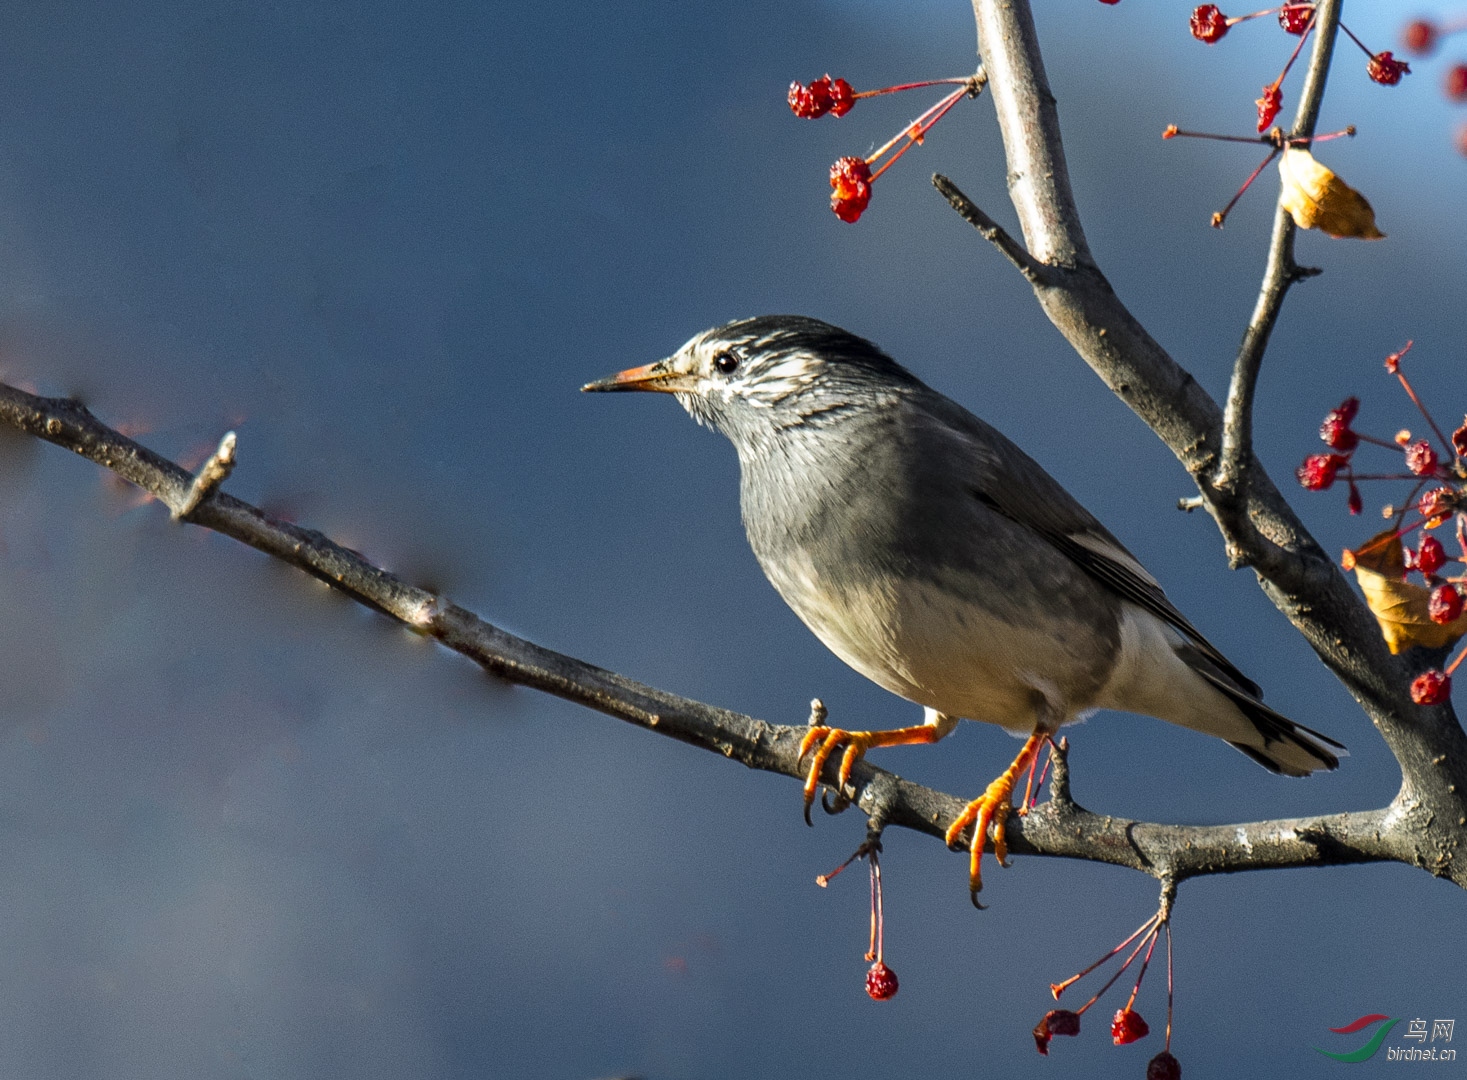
0,1,1463,1077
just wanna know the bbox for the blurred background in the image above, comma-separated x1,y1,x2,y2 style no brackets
0,1,1463,1077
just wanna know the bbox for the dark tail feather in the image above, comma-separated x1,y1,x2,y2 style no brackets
1196,668,1345,776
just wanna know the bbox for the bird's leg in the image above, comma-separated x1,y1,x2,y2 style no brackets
799,707,958,824
944,730,1047,906
1018,735,1055,816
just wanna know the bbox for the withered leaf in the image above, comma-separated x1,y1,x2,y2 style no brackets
1348,529,1467,653
1277,147,1385,240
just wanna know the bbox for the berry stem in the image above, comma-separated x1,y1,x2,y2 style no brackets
867,846,885,963
816,843,868,886
1307,126,1356,143
853,77,974,99
1050,913,1159,999
1390,348,1454,454
1336,21,1374,58
1447,648,1467,677
1074,922,1160,1017
1164,127,1273,144
1269,11,1317,94
1164,922,1174,1052
1212,147,1280,228
1355,433,1406,450
1123,921,1161,1012
866,85,970,181
1229,5,1283,23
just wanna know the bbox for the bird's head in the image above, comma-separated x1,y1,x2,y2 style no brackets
581,315,918,443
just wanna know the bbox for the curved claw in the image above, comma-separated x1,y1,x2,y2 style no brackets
798,726,873,824
943,730,1046,903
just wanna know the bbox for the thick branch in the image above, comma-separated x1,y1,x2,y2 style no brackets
0,381,1449,881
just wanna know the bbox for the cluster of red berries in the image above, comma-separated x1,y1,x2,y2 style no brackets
1034,909,1178,1077
787,74,980,222
1297,343,1467,706
1187,5,1407,132
1400,15,1467,155
788,74,855,119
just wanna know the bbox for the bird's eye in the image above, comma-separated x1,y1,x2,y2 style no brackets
713,350,741,375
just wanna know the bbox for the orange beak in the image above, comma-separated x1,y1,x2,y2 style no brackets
581,360,695,394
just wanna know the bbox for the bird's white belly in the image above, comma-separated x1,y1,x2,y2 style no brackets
766,556,1105,729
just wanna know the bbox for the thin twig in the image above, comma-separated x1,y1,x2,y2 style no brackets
174,430,237,520
1215,0,1341,493
932,174,1047,283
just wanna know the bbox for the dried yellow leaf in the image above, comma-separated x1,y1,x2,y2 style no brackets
1348,530,1467,653
1277,147,1385,240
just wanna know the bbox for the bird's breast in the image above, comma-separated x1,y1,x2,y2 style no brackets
759,546,1120,729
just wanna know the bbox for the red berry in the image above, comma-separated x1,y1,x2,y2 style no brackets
828,77,856,117
1256,85,1283,132
1404,19,1438,55
1367,51,1411,86
1406,440,1440,477
1452,419,1467,459
1098,0,1121,5
1321,399,1360,450
789,76,835,119
1347,480,1363,516
1446,65,1467,102
1277,4,1313,35
1421,487,1458,519
829,156,873,223
1296,453,1348,490
1032,1009,1081,1055
1148,1050,1183,1080
1429,584,1464,625
865,961,898,999
1190,5,1229,43
1411,669,1452,705
1112,1008,1151,1045
1418,536,1448,576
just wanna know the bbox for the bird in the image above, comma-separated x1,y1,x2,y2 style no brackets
583,315,1343,903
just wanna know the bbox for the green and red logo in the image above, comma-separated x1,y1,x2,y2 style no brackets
1315,1014,1401,1062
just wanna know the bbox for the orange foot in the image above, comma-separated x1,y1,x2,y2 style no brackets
943,731,1047,907
798,722,947,825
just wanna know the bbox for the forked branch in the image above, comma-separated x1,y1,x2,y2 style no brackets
951,0,1467,882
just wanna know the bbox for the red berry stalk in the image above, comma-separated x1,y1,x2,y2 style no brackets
1037,910,1175,1058
788,75,977,120
1160,124,1355,229
791,73,981,223
816,840,900,1000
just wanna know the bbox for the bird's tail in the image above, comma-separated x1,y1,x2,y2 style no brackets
1190,665,1345,776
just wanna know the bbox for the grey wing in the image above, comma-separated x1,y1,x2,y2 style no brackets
916,394,1261,697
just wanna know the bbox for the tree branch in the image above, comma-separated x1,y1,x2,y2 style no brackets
955,0,1467,885
0,380,1456,884
1215,0,1340,493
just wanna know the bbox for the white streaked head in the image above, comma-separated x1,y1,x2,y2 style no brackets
581,315,920,443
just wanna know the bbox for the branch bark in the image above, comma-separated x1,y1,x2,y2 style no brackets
0,381,1456,884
